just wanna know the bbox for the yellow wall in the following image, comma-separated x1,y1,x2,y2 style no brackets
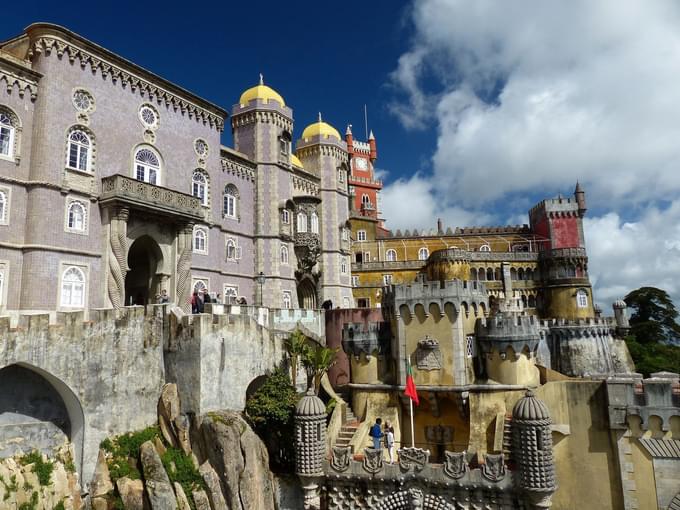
544,285,595,319
468,390,525,457
407,394,469,457
485,348,540,386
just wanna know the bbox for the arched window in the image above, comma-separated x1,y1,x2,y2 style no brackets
0,190,6,223
341,258,347,274
224,286,238,304
192,170,209,206
282,209,290,224
193,280,207,293
418,247,429,260
280,245,289,264
478,268,486,280
479,244,491,252
134,147,160,184
226,239,236,260
193,227,207,253
337,168,345,183
361,194,371,207
310,212,319,234
528,295,536,308
283,291,292,309
67,129,91,172
297,212,307,233
223,184,238,219
486,268,494,281
0,110,16,159
61,266,85,307
386,249,397,262
67,201,86,231
576,289,588,308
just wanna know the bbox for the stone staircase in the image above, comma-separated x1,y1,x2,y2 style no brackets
502,414,513,459
334,388,360,450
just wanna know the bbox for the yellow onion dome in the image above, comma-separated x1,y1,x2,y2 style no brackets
302,113,341,141
239,75,285,107
291,154,304,168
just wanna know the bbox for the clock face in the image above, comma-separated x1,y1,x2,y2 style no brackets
355,158,368,171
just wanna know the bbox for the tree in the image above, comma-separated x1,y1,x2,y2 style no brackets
624,287,680,344
285,329,311,388
304,345,338,395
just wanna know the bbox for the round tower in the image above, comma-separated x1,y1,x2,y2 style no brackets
295,389,327,510
512,391,557,509
613,299,631,336
423,248,471,282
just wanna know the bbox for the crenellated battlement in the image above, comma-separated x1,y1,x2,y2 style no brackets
476,312,541,356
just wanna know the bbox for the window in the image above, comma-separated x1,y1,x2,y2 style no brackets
342,228,349,241
223,184,239,219
224,285,238,304
61,266,85,307
282,209,290,224
351,276,359,287
341,259,347,274
357,230,366,242
194,138,209,157
382,274,393,286
364,251,370,262
193,280,207,293
72,90,94,113
418,247,429,261
343,297,350,308
67,130,91,172
283,291,292,309
139,104,159,129
192,171,209,206
386,249,397,262
337,168,344,183
135,148,160,185
226,238,236,260
281,245,289,264
0,190,6,224
480,244,491,252
297,212,307,233
576,289,588,308
361,194,370,207
0,111,15,159
310,212,319,234
67,201,86,232
466,335,475,358
193,227,207,253
279,132,291,155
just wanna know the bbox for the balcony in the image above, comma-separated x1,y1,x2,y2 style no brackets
100,174,204,222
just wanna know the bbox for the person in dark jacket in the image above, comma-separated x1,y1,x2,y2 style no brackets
368,417,383,450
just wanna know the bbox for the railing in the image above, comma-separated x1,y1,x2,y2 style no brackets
100,174,203,221
349,175,382,187
540,247,587,259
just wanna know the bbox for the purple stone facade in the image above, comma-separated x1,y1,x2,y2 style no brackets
0,22,353,314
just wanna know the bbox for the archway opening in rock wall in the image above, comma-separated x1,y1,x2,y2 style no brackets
125,234,163,305
0,364,84,474
297,277,318,309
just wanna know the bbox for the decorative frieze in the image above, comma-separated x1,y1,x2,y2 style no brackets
0,67,38,100
221,157,255,182
292,175,319,196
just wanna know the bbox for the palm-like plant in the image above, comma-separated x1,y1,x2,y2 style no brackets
304,345,339,395
285,329,311,388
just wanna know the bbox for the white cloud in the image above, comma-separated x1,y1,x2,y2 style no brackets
382,0,680,302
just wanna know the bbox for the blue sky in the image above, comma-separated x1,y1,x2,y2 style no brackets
6,1,680,306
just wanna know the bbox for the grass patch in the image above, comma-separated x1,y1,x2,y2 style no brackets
161,447,205,510
1,473,18,500
19,451,54,487
100,425,161,482
17,490,38,510
54,501,66,510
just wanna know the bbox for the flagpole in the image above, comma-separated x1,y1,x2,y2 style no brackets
409,393,415,448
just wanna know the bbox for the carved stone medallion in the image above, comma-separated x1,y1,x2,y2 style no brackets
362,447,383,474
397,447,430,472
416,336,442,370
481,453,506,481
330,446,351,472
443,451,468,479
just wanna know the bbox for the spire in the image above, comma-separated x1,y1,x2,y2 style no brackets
318,112,322,122
259,73,264,85
575,180,583,193
368,129,375,140
346,124,352,135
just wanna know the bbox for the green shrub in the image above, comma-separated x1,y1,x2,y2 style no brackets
161,447,205,510
18,491,38,510
54,501,66,510
19,451,54,486
100,425,161,482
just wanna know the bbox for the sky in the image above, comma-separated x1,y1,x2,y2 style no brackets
4,0,680,308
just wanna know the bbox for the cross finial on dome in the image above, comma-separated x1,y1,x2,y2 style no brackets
259,73,264,85
318,112,322,122
346,124,352,135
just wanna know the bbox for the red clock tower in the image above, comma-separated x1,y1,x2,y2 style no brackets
346,126,385,228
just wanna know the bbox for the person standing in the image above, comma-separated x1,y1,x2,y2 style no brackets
158,289,169,304
385,424,395,464
369,418,383,450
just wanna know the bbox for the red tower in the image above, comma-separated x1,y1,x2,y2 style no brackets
346,126,384,227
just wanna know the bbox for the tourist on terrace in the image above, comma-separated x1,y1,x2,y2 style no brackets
369,418,383,450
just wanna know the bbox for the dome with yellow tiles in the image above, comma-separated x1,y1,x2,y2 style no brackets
291,154,304,168
302,113,341,141
239,75,285,107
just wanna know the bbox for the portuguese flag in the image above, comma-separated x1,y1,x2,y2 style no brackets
404,360,419,406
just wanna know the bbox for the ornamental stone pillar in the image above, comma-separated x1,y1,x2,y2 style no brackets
107,207,130,308
176,223,194,312
294,389,327,510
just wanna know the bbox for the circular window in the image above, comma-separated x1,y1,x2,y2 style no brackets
194,139,209,157
72,89,94,113
139,104,159,129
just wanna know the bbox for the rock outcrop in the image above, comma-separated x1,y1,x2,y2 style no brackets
140,440,177,510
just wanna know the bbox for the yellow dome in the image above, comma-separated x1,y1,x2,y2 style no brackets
239,79,285,107
302,115,341,141
291,154,304,168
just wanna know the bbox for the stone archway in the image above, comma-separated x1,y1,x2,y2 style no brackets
0,364,85,474
125,235,164,305
297,277,318,309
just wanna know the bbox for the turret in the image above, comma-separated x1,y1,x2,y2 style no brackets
345,124,354,155
368,129,377,161
613,299,631,336
574,181,587,217
512,391,557,509
295,389,327,509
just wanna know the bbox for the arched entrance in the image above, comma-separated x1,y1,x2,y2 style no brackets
297,277,318,309
0,364,84,474
125,235,163,305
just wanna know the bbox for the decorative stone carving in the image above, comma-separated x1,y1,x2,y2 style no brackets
295,232,321,273
443,451,468,479
397,447,430,472
330,446,351,472
481,453,506,482
176,224,194,313
107,207,129,308
416,335,442,370
362,448,383,474
407,488,424,509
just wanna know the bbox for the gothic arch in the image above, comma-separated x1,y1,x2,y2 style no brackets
297,276,318,309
